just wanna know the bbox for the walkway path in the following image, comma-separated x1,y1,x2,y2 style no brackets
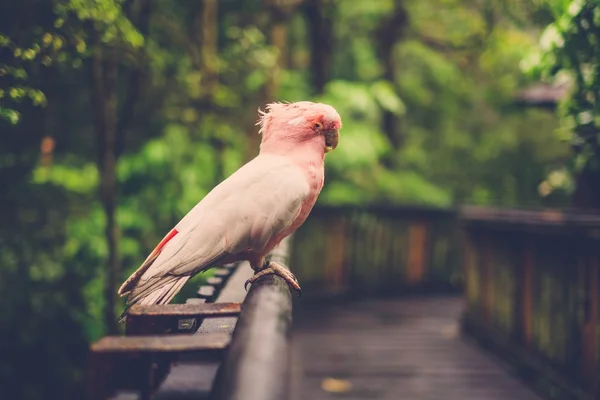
292,295,541,400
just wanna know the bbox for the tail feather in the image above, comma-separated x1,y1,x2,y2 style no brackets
118,252,160,296
119,228,179,296
161,277,188,304
118,275,191,323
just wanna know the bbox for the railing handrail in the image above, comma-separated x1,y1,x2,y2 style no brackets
461,205,600,231
209,238,293,400
310,203,456,217
89,236,294,399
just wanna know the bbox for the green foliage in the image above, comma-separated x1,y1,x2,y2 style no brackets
0,0,143,124
0,0,573,398
290,0,569,207
525,0,600,187
0,107,20,124
0,32,50,123
55,0,144,47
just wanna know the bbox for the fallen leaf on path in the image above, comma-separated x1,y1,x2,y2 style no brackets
321,377,352,393
441,323,458,338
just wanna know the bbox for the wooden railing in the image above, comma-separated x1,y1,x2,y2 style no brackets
87,205,466,399
461,206,600,399
88,238,294,400
291,205,461,296
88,204,600,400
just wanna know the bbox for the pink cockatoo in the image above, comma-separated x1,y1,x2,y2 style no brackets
118,101,341,321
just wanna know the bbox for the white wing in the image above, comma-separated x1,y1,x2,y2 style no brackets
119,153,309,313
148,153,309,276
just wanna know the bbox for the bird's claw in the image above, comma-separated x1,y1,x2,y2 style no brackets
244,261,302,296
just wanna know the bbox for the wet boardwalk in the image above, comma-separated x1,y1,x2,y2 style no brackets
291,295,541,400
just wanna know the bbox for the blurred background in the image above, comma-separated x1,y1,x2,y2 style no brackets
0,0,595,399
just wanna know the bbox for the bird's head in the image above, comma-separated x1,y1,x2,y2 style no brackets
257,101,342,155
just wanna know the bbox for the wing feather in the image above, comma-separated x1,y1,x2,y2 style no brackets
119,154,309,310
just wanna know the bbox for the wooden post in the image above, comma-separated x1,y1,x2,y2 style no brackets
481,231,493,327
461,228,478,309
407,220,428,285
328,217,347,294
521,240,535,348
582,251,598,391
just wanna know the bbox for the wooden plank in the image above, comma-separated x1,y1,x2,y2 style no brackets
206,276,223,287
92,333,231,354
197,286,216,301
128,303,241,318
89,333,230,400
213,268,231,278
186,298,206,305
195,264,253,336
294,296,542,400
125,303,241,336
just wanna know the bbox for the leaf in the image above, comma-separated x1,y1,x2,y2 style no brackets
321,377,352,393
0,108,21,124
440,323,458,338
370,80,406,115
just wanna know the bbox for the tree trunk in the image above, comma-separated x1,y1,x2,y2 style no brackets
117,0,151,156
305,0,333,94
192,0,226,182
89,0,150,333
245,0,298,161
202,0,224,184
375,0,408,166
266,21,286,99
201,0,218,97
91,48,120,335
572,166,600,210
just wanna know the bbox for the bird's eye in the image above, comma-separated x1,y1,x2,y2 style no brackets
313,122,323,130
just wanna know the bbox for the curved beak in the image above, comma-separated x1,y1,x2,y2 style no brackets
325,130,339,153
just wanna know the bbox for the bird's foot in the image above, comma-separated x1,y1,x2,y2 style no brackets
244,261,302,296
